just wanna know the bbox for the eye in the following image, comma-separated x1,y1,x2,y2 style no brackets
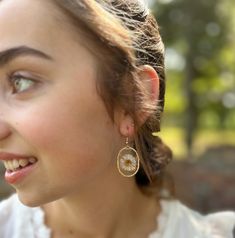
9,74,36,94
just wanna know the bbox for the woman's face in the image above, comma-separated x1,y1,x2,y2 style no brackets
0,0,122,206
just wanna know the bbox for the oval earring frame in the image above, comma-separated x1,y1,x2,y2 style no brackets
117,145,140,177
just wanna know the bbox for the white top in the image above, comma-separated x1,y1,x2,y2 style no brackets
0,194,234,238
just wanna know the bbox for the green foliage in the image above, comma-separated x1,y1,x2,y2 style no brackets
152,0,235,130
158,127,235,158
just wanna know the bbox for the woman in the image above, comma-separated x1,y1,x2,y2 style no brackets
0,0,234,237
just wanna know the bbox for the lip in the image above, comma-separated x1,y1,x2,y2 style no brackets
0,152,32,161
5,162,37,184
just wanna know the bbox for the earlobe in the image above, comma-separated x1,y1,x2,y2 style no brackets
114,106,135,138
119,115,135,138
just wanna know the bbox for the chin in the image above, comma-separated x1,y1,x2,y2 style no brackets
17,195,43,207
16,190,56,207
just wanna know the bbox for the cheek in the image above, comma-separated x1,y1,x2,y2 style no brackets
15,106,67,151
12,93,119,176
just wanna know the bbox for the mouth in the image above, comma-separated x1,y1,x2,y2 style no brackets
2,157,38,173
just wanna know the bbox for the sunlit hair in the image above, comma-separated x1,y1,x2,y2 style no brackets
53,0,173,196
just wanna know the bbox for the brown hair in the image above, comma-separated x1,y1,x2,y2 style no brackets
53,0,173,197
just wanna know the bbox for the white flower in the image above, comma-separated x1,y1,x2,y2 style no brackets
120,154,137,171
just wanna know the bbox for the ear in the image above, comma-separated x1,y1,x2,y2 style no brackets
115,105,135,139
117,65,159,138
137,65,160,125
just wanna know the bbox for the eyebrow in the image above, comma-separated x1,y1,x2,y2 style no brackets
0,46,54,67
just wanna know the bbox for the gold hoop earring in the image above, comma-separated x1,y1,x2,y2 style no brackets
117,137,140,177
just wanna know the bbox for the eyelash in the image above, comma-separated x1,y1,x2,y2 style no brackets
8,73,36,94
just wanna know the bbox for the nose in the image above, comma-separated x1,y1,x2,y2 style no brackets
0,115,12,141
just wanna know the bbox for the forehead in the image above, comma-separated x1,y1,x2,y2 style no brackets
0,0,58,50
0,0,80,58
0,0,99,72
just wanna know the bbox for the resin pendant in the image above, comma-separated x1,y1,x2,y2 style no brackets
117,145,140,177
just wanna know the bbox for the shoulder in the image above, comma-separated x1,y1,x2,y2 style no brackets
152,199,235,238
0,193,51,238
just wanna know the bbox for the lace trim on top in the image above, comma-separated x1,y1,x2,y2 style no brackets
14,196,51,238
32,206,51,238
148,200,168,238
7,194,235,238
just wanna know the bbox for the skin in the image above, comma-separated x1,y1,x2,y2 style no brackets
0,0,160,237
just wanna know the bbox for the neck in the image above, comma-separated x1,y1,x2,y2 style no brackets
42,172,160,238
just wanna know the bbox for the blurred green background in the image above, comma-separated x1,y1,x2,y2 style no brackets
150,0,235,212
151,0,235,158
